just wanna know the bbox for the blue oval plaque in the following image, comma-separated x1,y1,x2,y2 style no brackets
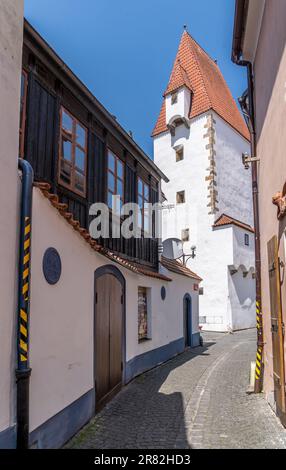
161,286,166,301
43,248,62,285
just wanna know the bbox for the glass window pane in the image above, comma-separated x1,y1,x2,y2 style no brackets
75,146,85,171
76,123,86,147
108,151,115,172
21,73,26,101
60,160,71,185
62,110,73,133
138,195,143,209
138,178,143,196
108,191,113,209
137,211,142,229
144,215,150,233
144,184,149,201
117,159,123,179
117,179,124,198
108,172,115,193
113,196,122,214
62,137,72,162
74,171,85,193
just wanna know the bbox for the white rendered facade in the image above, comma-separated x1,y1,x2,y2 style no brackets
154,90,255,332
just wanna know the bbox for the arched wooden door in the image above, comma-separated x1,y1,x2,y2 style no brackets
94,267,124,410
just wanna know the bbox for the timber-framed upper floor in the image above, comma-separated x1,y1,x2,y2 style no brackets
20,20,168,269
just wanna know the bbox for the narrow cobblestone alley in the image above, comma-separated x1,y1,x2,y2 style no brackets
66,330,286,449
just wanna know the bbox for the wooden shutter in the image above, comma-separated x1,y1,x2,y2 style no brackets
25,74,57,182
268,235,286,418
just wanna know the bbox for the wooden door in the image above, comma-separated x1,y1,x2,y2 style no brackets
268,236,286,420
109,276,123,390
95,273,123,408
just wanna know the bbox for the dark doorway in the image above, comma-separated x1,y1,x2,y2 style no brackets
94,265,125,410
183,294,192,348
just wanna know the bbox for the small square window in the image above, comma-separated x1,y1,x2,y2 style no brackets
107,150,125,209
181,228,189,242
176,147,184,162
171,92,178,105
176,190,185,204
244,234,249,246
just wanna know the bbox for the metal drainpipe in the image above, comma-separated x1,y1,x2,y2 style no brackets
16,159,34,448
157,181,163,263
233,57,264,393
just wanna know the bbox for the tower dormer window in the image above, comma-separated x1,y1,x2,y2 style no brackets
171,92,178,105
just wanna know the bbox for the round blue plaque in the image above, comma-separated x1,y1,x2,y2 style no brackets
43,248,62,285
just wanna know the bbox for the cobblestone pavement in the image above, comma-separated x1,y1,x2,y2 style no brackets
66,330,286,449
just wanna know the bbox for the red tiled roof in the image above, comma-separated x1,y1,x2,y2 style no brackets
164,60,193,96
35,182,172,282
213,214,254,233
161,257,202,281
152,31,249,141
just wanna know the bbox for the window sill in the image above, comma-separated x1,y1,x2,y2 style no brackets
138,338,152,344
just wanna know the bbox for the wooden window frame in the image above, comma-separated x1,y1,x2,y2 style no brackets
137,176,150,234
107,149,125,210
58,106,88,197
19,69,28,158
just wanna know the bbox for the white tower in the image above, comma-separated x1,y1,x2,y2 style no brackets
153,31,255,332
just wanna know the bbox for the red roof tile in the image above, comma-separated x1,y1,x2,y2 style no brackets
152,31,249,141
164,60,193,96
161,257,202,281
213,214,254,233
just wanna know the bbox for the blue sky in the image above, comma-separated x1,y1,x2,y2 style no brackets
24,0,247,157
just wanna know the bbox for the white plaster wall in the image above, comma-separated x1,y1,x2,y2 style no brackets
29,188,199,431
0,0,24,434
232,225,255,271
154,110,255,332
194,226,234,332
154,114,210,249
228,268,256,331
154,114,231,331
214,113,253,226
126,270,200,361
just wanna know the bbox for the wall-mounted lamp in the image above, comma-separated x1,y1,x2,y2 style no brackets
182,245,196,265
242,152,260,170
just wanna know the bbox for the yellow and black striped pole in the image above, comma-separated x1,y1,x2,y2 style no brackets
16,159,34,449
254,299,264,393
18,216,31,364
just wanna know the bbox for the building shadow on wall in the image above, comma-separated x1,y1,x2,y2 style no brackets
67,340,215,450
